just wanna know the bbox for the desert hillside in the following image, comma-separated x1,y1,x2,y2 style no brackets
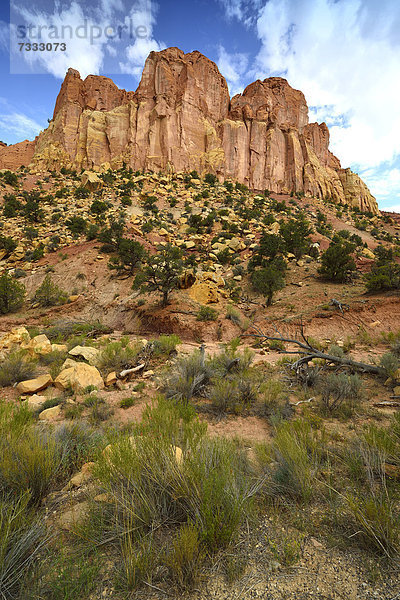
0,160,399,599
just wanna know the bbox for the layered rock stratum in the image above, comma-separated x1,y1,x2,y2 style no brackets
0,47,377,213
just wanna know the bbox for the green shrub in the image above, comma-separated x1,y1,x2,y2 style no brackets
318,372,363,415
319,239,356,282
133,244,185,307
66,216,87,236
0,428,63,505
279,214,312,259
165,523,204,589
0,351,37,387
89,402,113,425
161,350,213,403
153,334,181,356
120,397,135,409
45,550,100,599
269,419,324,503
0,234,17,256
251,262,286,305
344,489,399,557
108,238,145,274
94,398,256,575
197,306,218,321
379,352,399,377
33,274,68,307
97,341,140,374
0,272,26,314
1,170,19,187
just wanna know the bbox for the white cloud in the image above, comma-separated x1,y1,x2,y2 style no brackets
361,165,400,208
10,0,163,80
220,0,400,206
217,46,248,96
0,111,44,139
218,0,263,25
119,0,165,76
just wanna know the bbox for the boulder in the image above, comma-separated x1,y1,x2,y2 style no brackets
188,282,219,304
81,171,102,190
17,374,53,394
362,248,375,260
105,371,117,386
26,394,47,410
0,326,30,350
69,345,100,365
174,446,183,465
58,501,90,532
23,334,52,356
69,462,95,488
55,363,104,392
62,358,80,369
39,405,62,421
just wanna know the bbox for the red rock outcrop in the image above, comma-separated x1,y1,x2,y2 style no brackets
0,47,378,213
0,139,36,171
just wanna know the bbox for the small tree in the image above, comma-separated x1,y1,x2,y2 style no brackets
319,239,356,282
248,233,283,271
251,261,286,306
279,214,312,259
133,244,185,307
364,248,400,291
65,216,87,236
109,238,145,275
33,274,68,307
0,235,17,257
0,273,25,314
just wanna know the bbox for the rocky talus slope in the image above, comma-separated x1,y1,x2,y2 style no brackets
0,47,377,213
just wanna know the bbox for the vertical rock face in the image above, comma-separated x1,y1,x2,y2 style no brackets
0,47,378,214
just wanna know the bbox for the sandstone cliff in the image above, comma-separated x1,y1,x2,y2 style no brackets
0,47,378,213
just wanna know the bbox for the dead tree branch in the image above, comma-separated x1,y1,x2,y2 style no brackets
242,324,385,376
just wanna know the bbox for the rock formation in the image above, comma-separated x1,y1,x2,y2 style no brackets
0,139,36,171
0,47,378,213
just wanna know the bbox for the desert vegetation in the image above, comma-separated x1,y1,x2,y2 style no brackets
0,168,399,599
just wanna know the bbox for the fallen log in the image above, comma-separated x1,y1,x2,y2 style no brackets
118,363,145,378
242,323,386,376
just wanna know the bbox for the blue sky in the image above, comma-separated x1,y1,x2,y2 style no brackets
0,0,399,210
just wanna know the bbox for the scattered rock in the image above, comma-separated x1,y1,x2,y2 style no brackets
69,345,100,365
105,371,117,386
55,363,104,392
26,394,47,410
17,374,53,394
58,501,90,532
69,462,95,488
39,404,62,421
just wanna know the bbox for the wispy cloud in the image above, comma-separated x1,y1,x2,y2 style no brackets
218,0,263,26
0,111,44,140
119,0,165,77
361,163,400,209
0,20,9,53
217,45,248,96
10,0,163,80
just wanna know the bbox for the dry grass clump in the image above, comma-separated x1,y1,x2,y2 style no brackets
0,351,37,387
97,340,141,374
88,397,258,592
